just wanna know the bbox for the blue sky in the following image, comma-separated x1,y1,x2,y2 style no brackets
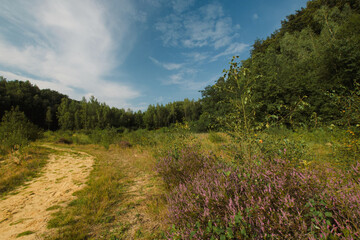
0,0,308,110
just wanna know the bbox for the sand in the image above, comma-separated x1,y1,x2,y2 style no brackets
0,145,94,240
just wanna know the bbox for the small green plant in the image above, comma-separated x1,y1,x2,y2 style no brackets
16,230,35,238
0,107,41,154
208,132,226,143
0,146,51,197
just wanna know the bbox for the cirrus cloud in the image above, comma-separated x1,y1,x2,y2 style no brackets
0,0,141,108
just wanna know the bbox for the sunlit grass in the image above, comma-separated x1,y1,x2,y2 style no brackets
47,144,167,240
0,145,53,197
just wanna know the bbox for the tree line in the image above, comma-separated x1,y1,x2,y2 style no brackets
0,77,203,131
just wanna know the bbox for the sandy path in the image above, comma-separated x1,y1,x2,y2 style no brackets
0,145,94,240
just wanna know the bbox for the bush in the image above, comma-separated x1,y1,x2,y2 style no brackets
156,145,216,190
0,107,41,154
89,128,119,149
158,145,360,239
122,129,157,146
72,133,92,145
56,137,73,144
208,132,226,143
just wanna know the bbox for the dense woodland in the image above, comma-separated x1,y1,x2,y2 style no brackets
0,77,202,131
201,0,360,131
1,0,359,133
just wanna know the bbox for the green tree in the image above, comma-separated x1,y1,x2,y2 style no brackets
0,107,40,154
45,106,52,130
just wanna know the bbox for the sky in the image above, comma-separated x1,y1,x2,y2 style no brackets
0,0,309,110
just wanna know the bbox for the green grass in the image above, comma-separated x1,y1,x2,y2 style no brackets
42,126,358,239
46,205,61,211
16,230,35,238
10,218,31,226
0,145,53,197
46,144,167,239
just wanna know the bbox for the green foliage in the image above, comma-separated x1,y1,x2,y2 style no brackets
0,146,51,196
47,148,126,239
143,99,202,130
0,107,41,154
208,132,226,143
89,128,119,149
0,77,66,130
201,1,360,132
16,231,35,238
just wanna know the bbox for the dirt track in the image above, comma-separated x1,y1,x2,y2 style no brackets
0,145,94,240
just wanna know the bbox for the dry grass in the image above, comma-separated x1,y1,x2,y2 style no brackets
47,144,168,240
0,145,53,198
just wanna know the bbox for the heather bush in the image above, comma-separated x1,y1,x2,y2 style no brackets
158,145,360,239
156,145,216,189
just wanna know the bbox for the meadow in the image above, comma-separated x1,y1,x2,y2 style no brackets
14,124,354,239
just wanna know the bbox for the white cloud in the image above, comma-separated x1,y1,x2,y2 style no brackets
0,71,74,95
184,52,209,62
211,42,249,61
0,0,140,108
164,68,211,90
155,3,237,50
172,0,195,13
149,56,183,70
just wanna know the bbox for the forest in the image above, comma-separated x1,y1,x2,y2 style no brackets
1,1,360,134
0,0,360,239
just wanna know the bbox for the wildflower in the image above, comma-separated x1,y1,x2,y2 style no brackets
259,139,263,143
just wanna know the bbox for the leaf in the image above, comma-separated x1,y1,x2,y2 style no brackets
325,212,333,218
241,227,247,236
226,228,234,238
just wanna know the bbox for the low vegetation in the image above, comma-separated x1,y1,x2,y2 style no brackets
46,143,167,239
42,125,359,239
0,145,52,198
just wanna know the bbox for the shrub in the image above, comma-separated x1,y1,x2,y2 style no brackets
117,141,132,148
158,145,360,239
0,107,40,154
208,132,226,143
72,133,92,144
122,129,157,146
89,128,118,149
56,137,73,144
156,145,216,190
